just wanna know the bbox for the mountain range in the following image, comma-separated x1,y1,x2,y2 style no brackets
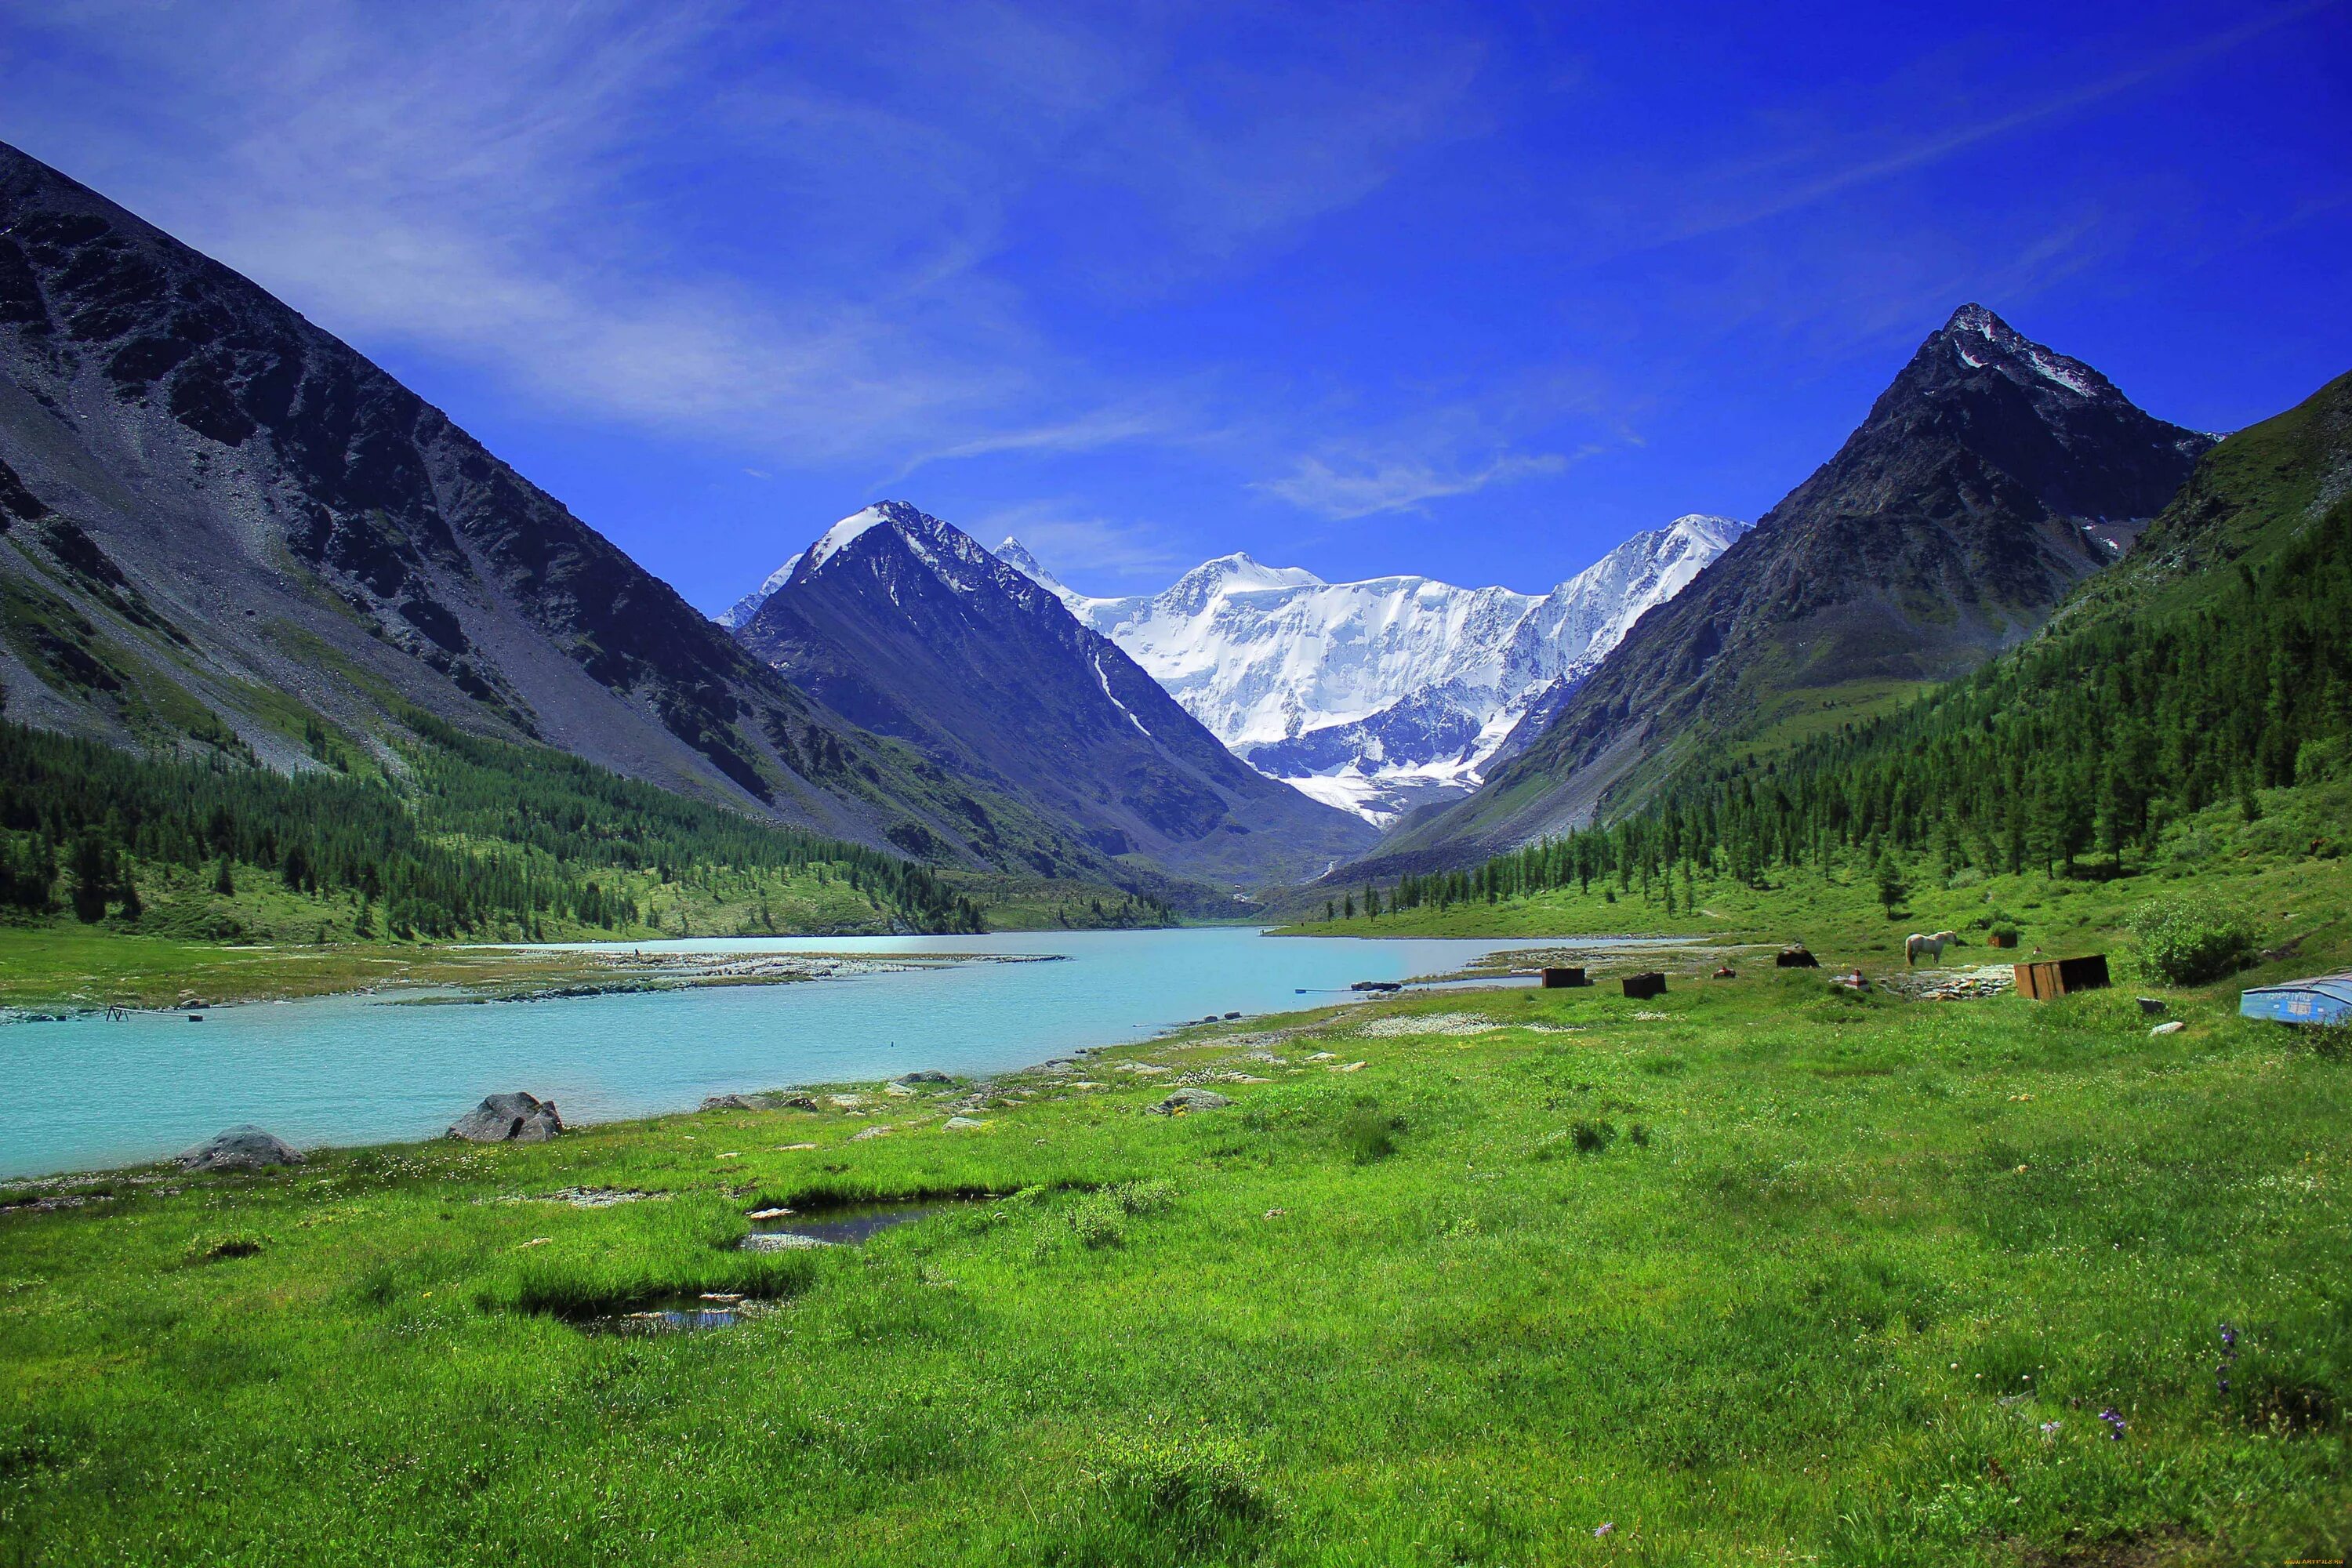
993,517,1747,824
722,516,1747,826
1356,303,2217,878
1,136,2241,916
727,503,1374,890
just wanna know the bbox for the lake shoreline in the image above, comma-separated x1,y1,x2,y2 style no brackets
0,930,1578,1180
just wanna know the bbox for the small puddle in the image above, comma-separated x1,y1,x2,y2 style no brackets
571,1291,769,1334
740,1196,989,1250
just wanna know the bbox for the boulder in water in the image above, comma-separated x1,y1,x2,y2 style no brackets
175,1125,304,1172
448,1092,564,1144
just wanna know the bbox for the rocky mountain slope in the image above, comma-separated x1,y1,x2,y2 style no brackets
0,139,1128,883
1352,303,2216,877
729,503,1377,890
982,517,1745,824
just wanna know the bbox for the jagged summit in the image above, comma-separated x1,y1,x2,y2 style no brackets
992,536,1063,593
1924,303,2120,404
1189,551,1325,590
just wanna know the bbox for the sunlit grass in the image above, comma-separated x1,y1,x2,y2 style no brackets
2,968,2344,1564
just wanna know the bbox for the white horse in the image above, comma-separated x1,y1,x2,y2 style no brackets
1906,930,1961,967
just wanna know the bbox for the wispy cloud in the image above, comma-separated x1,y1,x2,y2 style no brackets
1260,448,1573,521
883,405,1174,485
0,0,1486,471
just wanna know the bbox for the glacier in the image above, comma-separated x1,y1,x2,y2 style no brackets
1002,517,1748,825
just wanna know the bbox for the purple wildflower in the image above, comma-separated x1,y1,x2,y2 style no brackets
1594,1521,1615,1538
2217,1322,2238,1396
2099,1407,2126,1439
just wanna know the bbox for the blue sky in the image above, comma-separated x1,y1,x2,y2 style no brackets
2,1,2347,608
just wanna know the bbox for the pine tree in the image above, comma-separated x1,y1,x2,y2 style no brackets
1874,850,1907,920
68,832,111,924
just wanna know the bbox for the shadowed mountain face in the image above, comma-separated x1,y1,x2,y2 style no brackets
731,503,1378,890
1353,304,2216,877
0,139,1136,880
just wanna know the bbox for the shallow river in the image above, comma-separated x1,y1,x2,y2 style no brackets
0,928,1640,1179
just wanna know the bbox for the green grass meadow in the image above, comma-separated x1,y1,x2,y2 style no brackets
4,967,2346,1565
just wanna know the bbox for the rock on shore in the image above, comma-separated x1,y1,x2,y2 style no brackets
448,1093,564,1144
175,1126,304,1171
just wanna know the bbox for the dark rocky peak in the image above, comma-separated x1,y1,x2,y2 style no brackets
1842,303,2216,524
1927,303,2122,404
731,499,1376,888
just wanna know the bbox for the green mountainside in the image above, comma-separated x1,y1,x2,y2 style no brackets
1352,306,2214,881
1308,366,2352,956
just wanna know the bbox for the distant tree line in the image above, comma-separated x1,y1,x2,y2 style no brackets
1392,493,2350,913
0,710,985,935
1054,892,1175,928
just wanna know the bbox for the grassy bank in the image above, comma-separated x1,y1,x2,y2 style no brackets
0,929,632,1011
3,966,2346,1564
0,932,1031,1013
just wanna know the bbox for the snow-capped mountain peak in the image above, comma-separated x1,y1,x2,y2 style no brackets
804,505,892,572
990,514,1747,824
993,536,1065,594
724,505,1033,630
1187,551,1325,592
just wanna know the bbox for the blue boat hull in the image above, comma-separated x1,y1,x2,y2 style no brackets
2241,975,2352,1026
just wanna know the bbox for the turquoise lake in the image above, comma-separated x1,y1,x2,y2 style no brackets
0,928,1621,1178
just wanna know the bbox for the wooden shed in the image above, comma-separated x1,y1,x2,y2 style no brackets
2013,955,2111,1000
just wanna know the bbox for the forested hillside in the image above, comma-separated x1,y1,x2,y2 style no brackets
1377,367,2351,921
0,712,988,942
